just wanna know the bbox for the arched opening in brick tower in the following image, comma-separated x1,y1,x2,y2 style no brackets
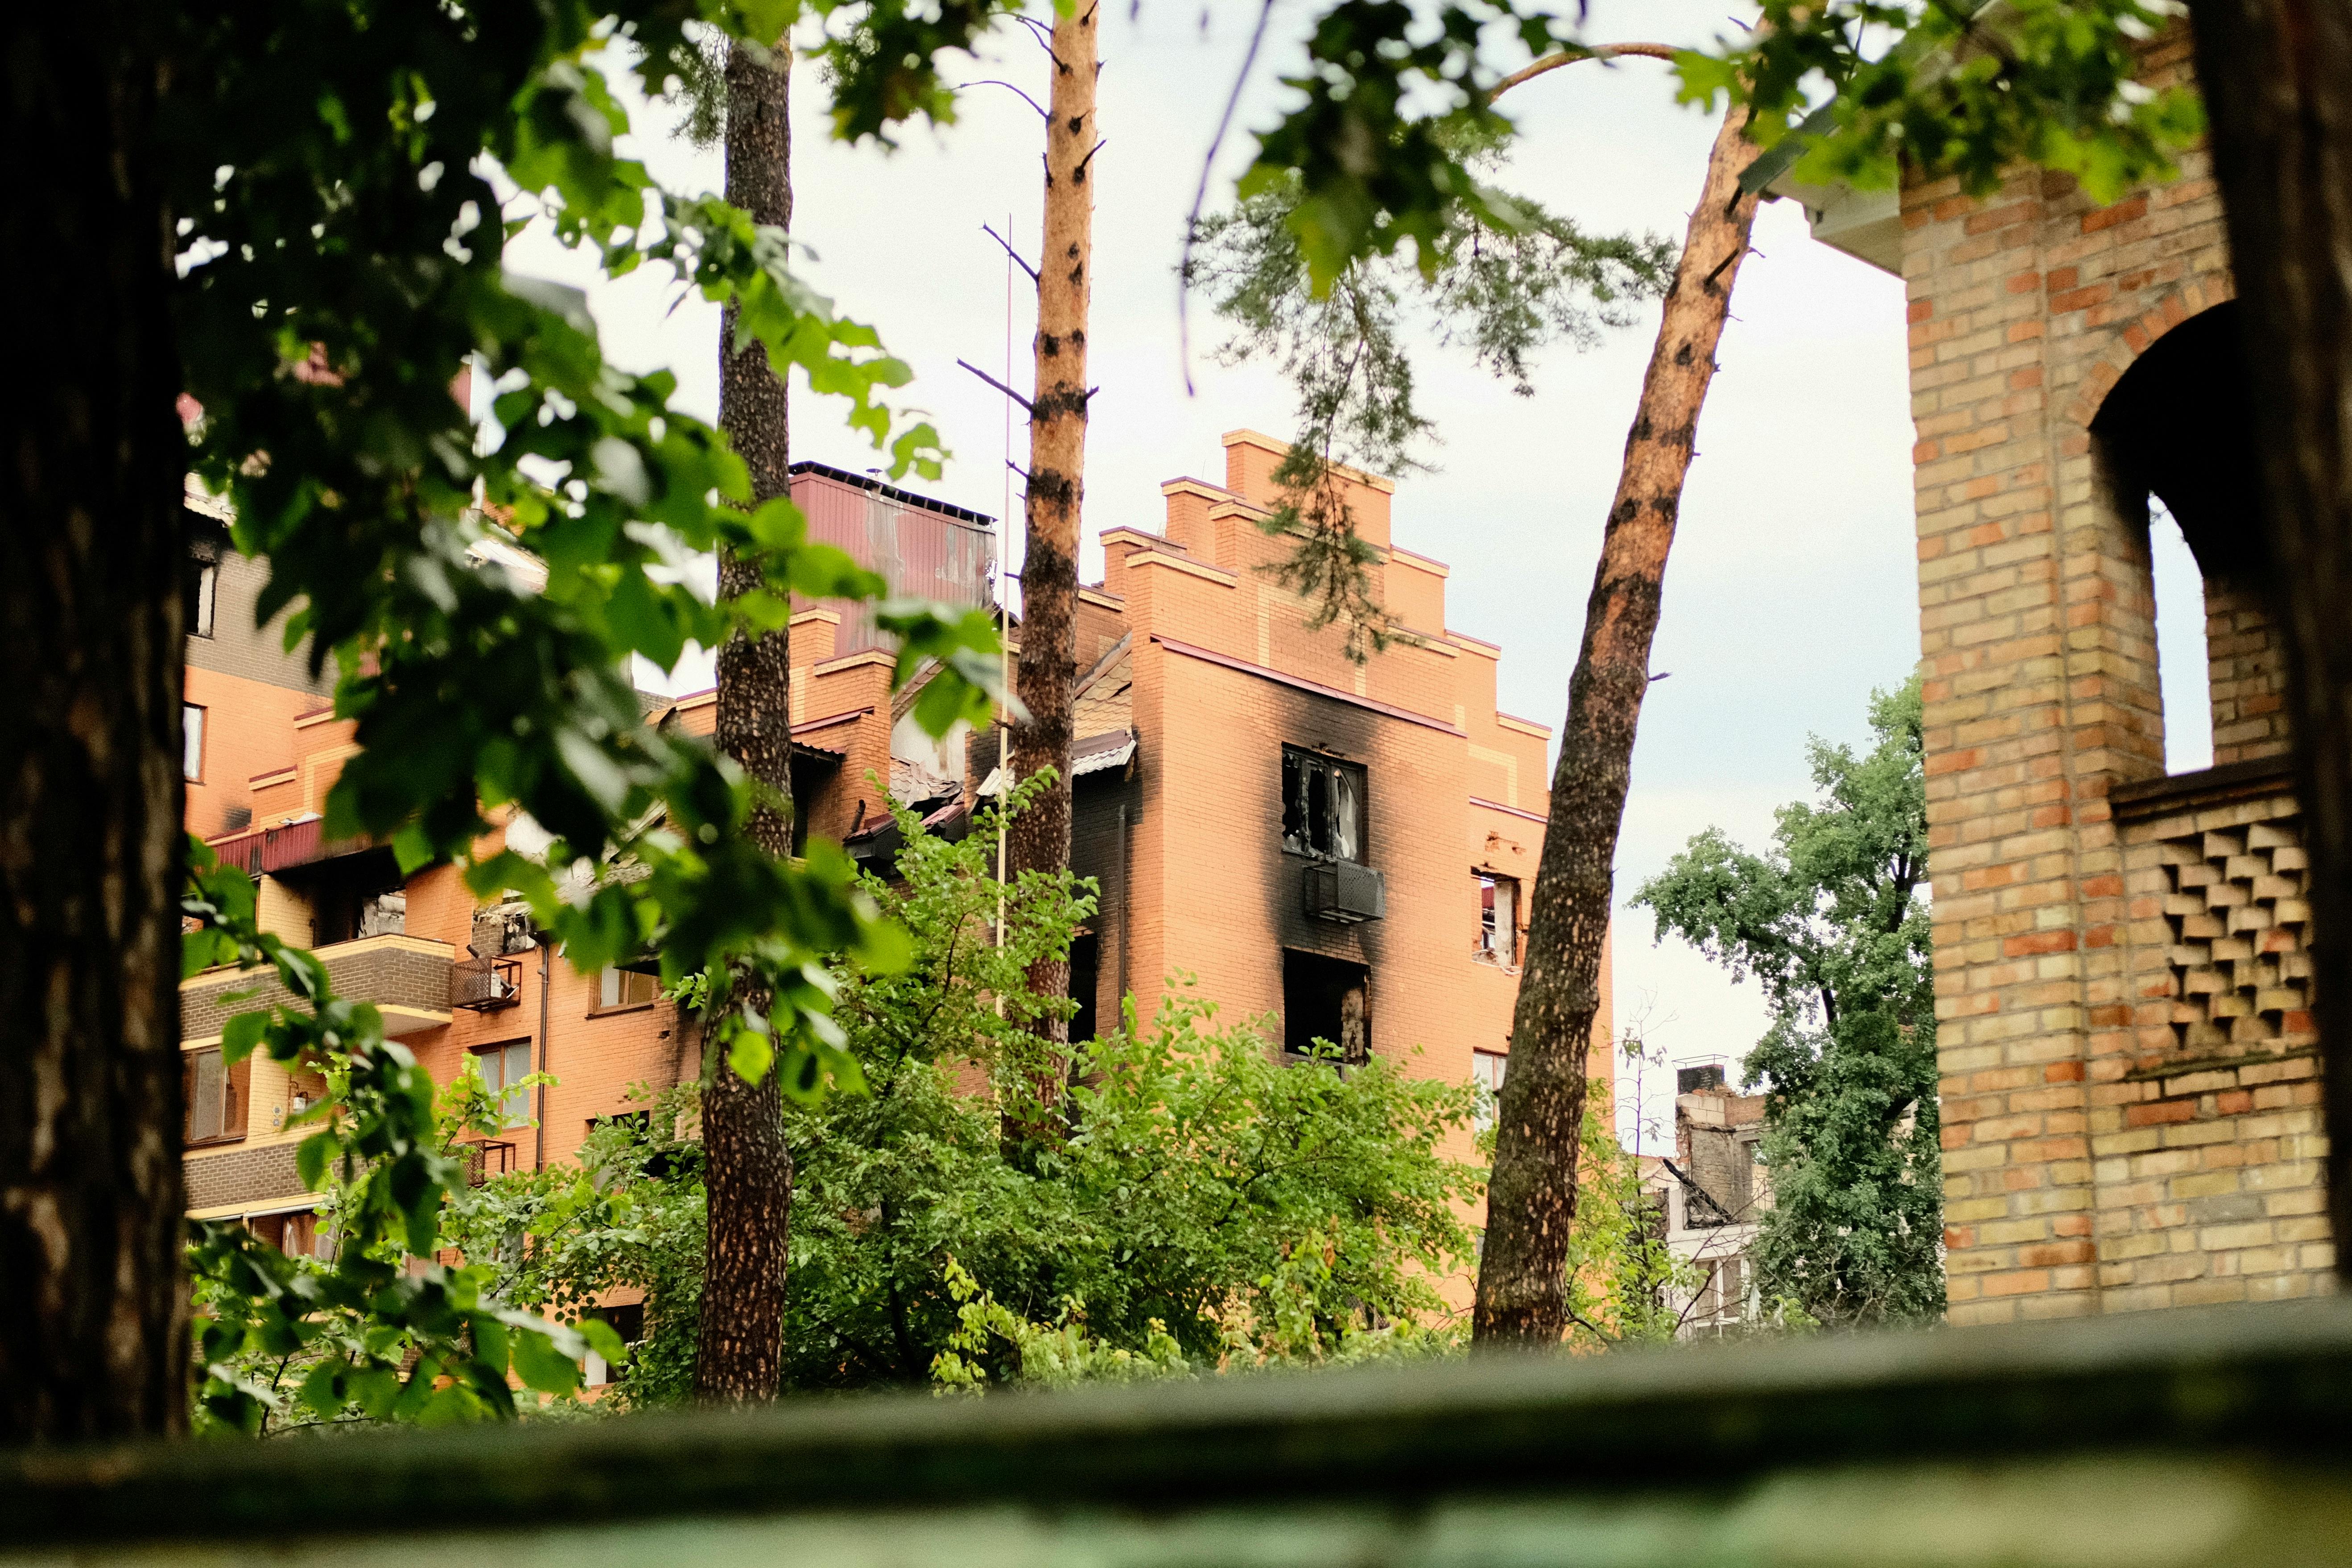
2090,299,2286,774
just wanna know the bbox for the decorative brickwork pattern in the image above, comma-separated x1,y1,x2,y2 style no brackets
2155,812,2312,1056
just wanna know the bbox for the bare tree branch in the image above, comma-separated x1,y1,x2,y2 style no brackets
1492,41,1681,103
957,358,1034,415
982,222,1040,283
1177,0,1279,396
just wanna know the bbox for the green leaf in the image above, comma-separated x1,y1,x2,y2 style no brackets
221,1011,270,1067
579,1318,628,1366
296,1358,347,1418
510,1326,582,1396
294,1131,337,1196
726,1027,775,1087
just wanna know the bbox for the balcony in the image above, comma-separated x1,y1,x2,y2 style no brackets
453,954,523,1012
182,934,457,1041
461,1140,517,1187
1302,859,1385,924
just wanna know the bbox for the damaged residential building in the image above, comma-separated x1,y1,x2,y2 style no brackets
968,429,1612,1123
1642,1065,1769,1337
175,460,997,1301
175,425,1608,1310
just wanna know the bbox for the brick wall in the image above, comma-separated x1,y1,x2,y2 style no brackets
1903,29,2331,1320
2204,580,2293,765
186,1141,306,1213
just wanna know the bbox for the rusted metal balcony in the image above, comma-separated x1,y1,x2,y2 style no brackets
452,954,523,1012
461,1140,517,1187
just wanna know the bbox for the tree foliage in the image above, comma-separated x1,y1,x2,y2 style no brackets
1188,163,1670,653
1633,678,1941,1327
1679,0,2205,205
449,791,1482,1397
161,0,1044,1430
184,862,616,1434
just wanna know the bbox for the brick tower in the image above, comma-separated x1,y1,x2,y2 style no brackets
1776,28,2331,1321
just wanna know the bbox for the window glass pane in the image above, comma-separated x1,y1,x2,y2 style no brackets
188,1049,225,1141
600,966,621,1009
502,1041,533,1125
1494,878,1516,963
1472,1049,1506,1131
182,705,204,782
1305,764,1330,856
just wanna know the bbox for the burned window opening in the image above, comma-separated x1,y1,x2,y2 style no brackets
1283,949,1370,1064
1282,747,1366,862
1477,873,1518,966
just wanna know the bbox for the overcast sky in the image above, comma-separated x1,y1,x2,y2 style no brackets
505,0,1973,1138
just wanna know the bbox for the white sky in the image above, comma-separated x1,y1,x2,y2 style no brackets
506,1,1937,1136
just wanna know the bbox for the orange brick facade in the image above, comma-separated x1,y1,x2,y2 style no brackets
181,437,1603,1278
1874,30,2331,1320
1055,430,1608,1153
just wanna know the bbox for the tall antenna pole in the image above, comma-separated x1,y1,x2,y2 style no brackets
995,208,1015,959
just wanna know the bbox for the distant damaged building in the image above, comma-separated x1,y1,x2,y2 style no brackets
1645,1066,1768,1336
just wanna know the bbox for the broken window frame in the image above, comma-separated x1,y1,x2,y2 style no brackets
1281,746,1368,863
1281,948,1372,1064
1471,1048,1508,1131
1476,872,1518,966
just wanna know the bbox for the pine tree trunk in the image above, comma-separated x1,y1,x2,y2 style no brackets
1005,0,1100,1038
0,3,191,1440
2187,0,2352,1279
1473,103,1762,1347
695,36,794,1403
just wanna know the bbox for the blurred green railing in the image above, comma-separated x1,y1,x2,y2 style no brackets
8,1298,2352,1566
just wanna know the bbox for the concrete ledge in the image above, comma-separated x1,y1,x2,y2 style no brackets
9,1299,2352,1559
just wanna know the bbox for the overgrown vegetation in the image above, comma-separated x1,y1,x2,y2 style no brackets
1634,678,1941,1327
448,788,1484,1398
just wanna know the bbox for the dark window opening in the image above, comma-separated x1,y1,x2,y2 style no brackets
1068,933,1100,1043
287,848,406,945
583,1301,647,1387
183,1047,251,1146
1283,949,1370,1063
1281,747,1366,862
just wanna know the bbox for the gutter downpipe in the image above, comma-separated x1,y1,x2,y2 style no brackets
1117,800,1130,1020
535,935,553,1170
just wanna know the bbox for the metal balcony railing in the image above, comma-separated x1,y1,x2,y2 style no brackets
452,955,522,1012
462,1140,516,1188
